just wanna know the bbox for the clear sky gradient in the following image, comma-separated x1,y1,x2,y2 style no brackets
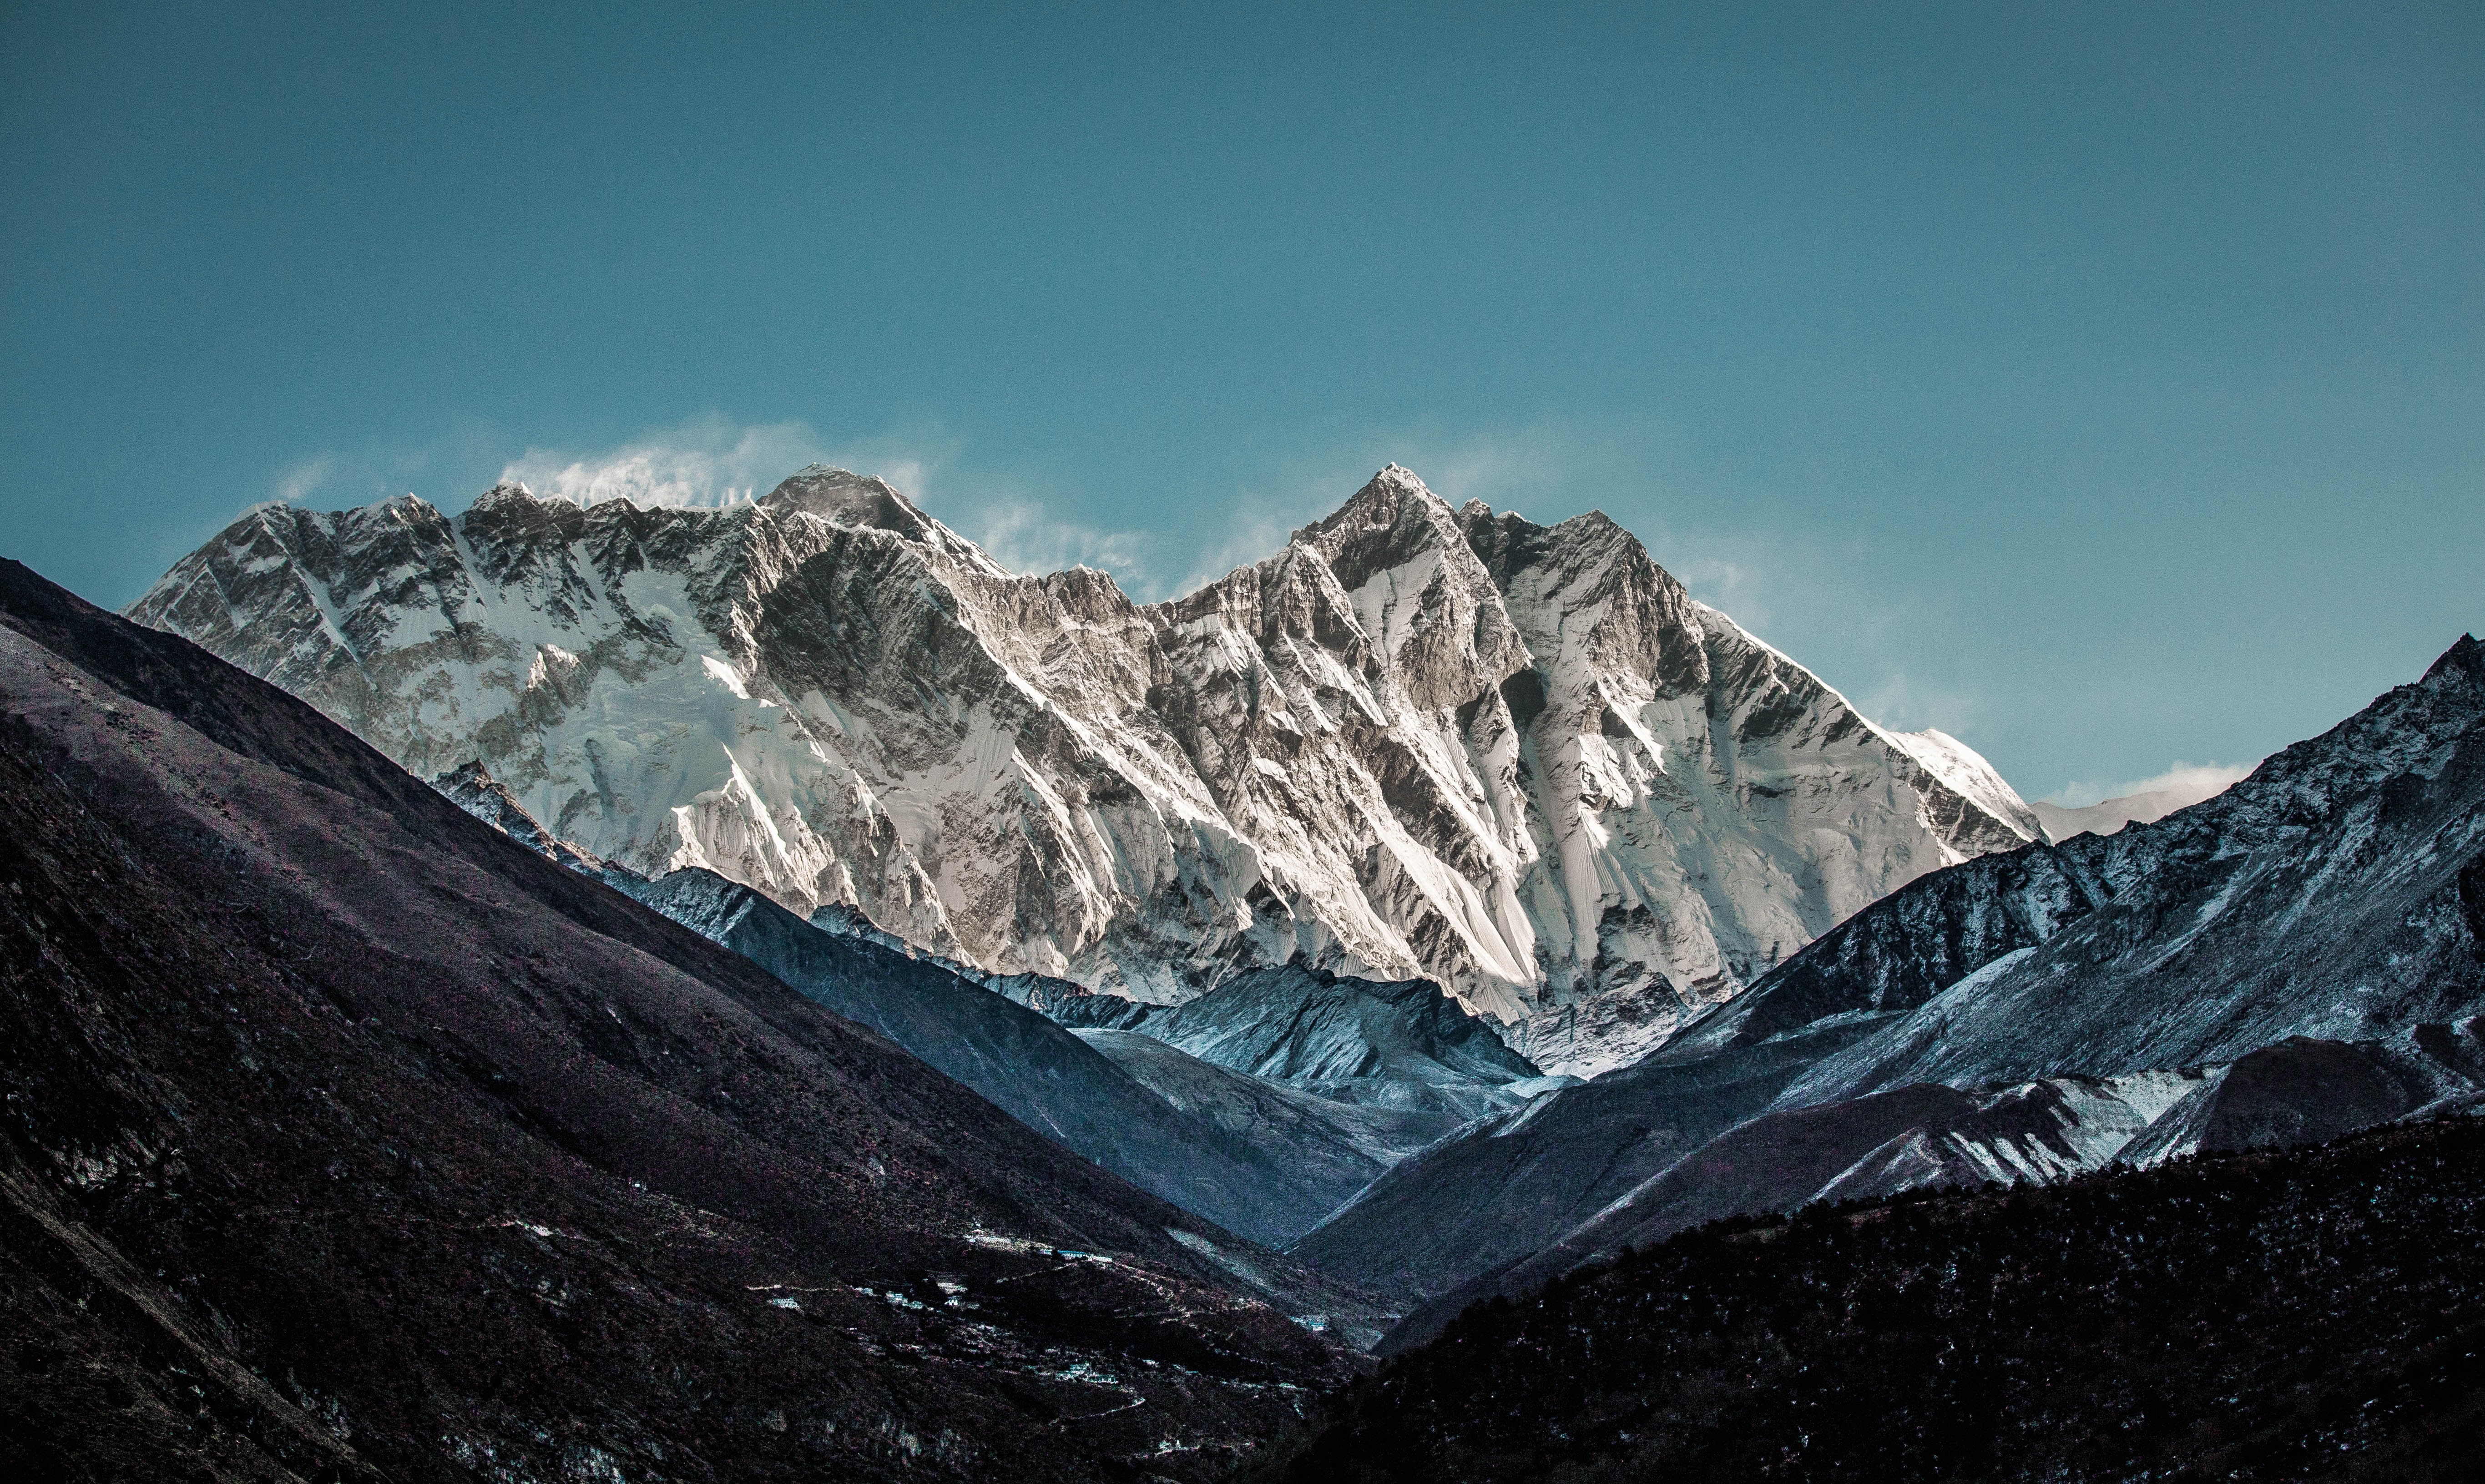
3,2,2478,803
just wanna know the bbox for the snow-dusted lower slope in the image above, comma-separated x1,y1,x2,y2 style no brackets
1295,638,2485,1325
1697,635,2485,1104
130,463,2040,1068
1027,963,1560,1121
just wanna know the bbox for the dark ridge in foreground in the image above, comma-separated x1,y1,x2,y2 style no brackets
1273,1116,2485,1483
0,559,1350,1484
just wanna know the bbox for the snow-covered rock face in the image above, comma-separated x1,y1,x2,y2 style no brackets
431,759,617,877
130,462,2040,1065
1457,501,2041,1065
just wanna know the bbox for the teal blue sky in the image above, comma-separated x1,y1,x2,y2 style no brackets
3,2,2478,803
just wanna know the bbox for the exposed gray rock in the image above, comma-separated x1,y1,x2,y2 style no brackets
431,758,621,876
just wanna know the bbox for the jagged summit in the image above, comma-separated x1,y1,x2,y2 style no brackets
130,462,2044,1072
2428,631,2482,683
763,463,929,531
472,477,536,507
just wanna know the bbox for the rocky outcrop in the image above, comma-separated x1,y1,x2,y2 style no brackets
430,758,618,875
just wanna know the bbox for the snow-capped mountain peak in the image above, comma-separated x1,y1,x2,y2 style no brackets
765,464,926,529
130,463,2042,1074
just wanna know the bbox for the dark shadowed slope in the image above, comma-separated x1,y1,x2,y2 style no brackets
434,762,1420,1256
0,560,1353,1484
1286,1015,1883,1306
1026,964,1553,1120
610,866,1391,1251
1280,1116,2485,1484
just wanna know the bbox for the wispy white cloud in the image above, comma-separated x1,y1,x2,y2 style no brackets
1133,424,1628,600
1407,426,1613,520
1854,669,1995,741
273,456,333,505
497,417,839,509
2043,760,2256,811
1162,509,1303,598
969,500,1153,585
492,418,1176,593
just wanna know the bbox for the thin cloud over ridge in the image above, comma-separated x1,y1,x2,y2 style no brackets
969,500,1153,589
497,418,838,509
359,415,2054,794
491,417,1165,594
2043,760,2256,811
273,457,333,505
237,414,2212,807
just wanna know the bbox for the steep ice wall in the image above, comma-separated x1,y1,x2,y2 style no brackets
1459,501,2042,1068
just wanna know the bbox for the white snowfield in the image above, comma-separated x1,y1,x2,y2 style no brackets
130,463,2042,1075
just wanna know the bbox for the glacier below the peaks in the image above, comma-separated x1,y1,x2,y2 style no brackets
129,462,2041,1075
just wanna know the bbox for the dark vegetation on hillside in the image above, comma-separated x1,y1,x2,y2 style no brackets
1276,1116,2485,1482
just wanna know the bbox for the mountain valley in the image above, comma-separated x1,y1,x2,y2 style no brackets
11,459,2480,1482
